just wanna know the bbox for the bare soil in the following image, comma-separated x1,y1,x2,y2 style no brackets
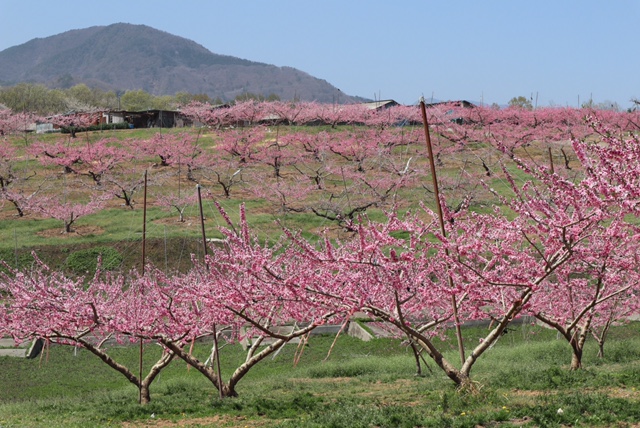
35,225,105,238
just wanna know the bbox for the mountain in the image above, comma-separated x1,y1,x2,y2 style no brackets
0,23,362,103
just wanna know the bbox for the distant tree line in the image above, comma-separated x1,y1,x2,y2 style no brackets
0,83,282,115
508,94,625,112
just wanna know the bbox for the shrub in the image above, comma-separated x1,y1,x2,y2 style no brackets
60,123,130,133
0,249,38,275
64,246,123,275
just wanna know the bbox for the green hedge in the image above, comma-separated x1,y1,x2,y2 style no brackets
0,249,39,275
64,246,123,275
61,122,131,133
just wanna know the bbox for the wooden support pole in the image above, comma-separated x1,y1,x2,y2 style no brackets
420,99,466,366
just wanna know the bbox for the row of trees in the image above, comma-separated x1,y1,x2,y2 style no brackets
1,81,633,117
2,102,638,234
180,99,640,130
1,103,639,403
0,83,290,116
507,95,624,111
1,127,425,232
1,102,638,228
0,83,221,115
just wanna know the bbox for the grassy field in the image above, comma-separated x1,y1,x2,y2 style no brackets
0,125,572,275
0,323,639,427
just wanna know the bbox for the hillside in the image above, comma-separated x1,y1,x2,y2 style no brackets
0,23,362,103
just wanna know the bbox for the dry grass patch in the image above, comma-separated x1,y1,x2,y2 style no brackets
122,414,275,428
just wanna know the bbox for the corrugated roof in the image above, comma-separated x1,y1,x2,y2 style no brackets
359,100,399,110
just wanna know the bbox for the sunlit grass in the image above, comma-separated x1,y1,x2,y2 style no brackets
1,323,638,427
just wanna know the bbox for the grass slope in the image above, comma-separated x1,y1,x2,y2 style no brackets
0,125,572,275
1,323,639,427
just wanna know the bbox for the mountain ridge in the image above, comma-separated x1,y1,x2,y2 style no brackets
0,23,363,103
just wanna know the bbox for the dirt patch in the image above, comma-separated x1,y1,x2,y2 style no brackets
509,387,640,400
0,208,23,220
508,389,554,398
121,414,273,428
35,225,105,238
287,377,355,385
583,386,640,400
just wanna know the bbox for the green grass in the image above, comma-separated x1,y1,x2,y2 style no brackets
0,323,638,427
0,125,579,273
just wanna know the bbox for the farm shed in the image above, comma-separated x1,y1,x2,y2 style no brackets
101,110,127,124
424,100,476,124
359,99,400,111
128,109,183,128
101,109,188,128
424,100,476,109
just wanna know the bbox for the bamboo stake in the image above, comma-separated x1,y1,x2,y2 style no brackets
196,185,223,399
196,184,208,258
419,98,466,366
139,170,148,404
212,324,223,399
142,170,148,275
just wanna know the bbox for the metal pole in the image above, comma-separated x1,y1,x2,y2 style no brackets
419,98,466,366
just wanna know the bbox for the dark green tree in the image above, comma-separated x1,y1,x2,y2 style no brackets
508,95,533,110
0,83,67,114
120,89,154,111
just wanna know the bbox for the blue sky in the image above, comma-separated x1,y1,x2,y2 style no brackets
1,1,638,108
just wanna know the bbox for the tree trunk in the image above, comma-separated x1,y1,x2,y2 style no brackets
74,338,142,395
365,305,472,390
138,349,176,405
409,341,423,377
222,384,238,398
597,341,605,359
570,348,583,370
119,190,134,209
570,323,589,370
411,335,470,388
534,312,591,371
139,384,151,405
569,333,585,370
161,339,237,398
175,207,185,222
187,166,196,182
10,199,24,217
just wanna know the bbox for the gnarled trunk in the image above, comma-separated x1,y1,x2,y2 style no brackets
161,339,237,398
570,349,583,370
535,313,590,371
139,384,151,405
569,324,589,370
70,336,175,405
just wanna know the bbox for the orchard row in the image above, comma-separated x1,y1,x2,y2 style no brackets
1,103,639,402
2,102,638,232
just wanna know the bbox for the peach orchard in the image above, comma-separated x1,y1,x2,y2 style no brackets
1,101,639,402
